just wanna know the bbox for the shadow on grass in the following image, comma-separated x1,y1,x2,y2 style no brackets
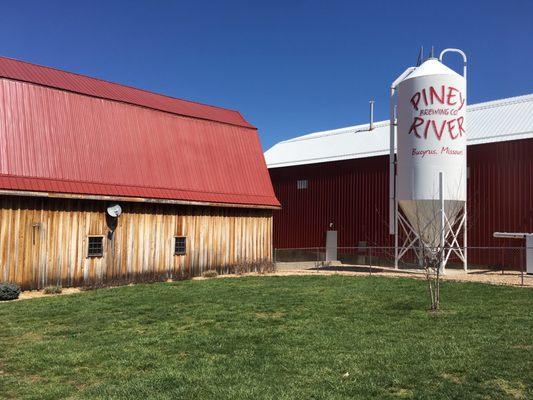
309,265,417,274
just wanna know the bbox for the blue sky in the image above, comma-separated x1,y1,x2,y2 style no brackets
0,1,531,150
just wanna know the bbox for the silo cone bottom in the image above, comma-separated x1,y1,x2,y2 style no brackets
399,199,465,253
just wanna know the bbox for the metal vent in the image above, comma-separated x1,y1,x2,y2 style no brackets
297,179,308,190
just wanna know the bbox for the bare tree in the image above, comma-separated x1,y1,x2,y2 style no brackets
407,176,465,312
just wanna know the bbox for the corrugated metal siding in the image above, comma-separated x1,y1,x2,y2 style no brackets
270,139,533,266
270,155,391,248
468,139,533,250
0,56,253,128
0,78,279,208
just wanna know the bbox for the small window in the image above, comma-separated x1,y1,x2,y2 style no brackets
174,237,187,255
297,179,308,190
87,236,104,257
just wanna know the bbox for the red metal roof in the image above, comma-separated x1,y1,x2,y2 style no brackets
0,57,279,208
0,56,253,128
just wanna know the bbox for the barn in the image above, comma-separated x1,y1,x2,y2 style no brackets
0,56,279,290
265,94,533,268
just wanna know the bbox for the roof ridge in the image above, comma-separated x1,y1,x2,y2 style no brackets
0,55,256,129
282,121,391,144
466,93,533,112
278,93,533,144
0,55,241,114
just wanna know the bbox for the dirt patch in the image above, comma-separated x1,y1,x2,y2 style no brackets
18,331,44,343
17,287,82,301
441,372,464,384
255,311,285,319
484,378,526,399
512,344,532,350
389,387,414,398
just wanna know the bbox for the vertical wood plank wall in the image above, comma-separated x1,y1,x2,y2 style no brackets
0,196,273,290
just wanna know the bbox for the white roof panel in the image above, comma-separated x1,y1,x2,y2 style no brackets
265,93,533,168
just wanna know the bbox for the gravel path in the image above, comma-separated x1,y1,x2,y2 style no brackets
272,263,532,287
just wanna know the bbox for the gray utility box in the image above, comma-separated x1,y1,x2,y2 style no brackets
326,230,337,262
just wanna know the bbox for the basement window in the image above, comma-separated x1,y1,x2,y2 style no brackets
87,236,104,257
174,237,187,255
297,179,308,190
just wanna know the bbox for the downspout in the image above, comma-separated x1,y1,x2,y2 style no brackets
389,67,416,235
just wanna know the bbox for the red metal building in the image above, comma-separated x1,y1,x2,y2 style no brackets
265,94,533,267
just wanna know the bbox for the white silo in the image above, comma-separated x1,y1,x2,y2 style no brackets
389,48,468,271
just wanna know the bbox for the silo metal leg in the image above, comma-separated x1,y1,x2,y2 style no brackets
439,172,446,274
394,200,399,269
464,206,468,271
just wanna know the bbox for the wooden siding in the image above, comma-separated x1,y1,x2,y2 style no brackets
0,196,273,290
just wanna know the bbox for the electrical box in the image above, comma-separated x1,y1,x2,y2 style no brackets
326,231,337,262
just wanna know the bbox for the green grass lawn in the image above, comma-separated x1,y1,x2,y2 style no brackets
0,276,531,400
